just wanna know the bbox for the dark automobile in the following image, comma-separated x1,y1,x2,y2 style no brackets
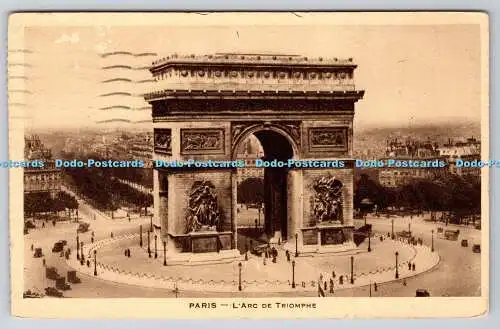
77,222,90,233
472,244,481,253
34,248,43,258
415,289,430,297
461,239,468,247
23,290,43,298
25,220,36,229
250,244,267,257
52,241,64,253
44,287,63,298
58,240,67,246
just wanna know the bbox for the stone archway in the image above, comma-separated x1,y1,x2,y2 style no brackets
145,53,364,262
232,124,299,248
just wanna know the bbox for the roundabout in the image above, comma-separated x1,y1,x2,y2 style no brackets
67,231,440,294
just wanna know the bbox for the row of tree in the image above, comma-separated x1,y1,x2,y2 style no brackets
24,191,78,218
354,173,481,222
63,166,153,214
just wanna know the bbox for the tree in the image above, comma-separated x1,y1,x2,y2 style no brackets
237,177,264,205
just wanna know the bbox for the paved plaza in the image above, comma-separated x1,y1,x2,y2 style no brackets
23,196,480,298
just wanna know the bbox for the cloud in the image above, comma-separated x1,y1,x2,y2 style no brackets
54,33,80,44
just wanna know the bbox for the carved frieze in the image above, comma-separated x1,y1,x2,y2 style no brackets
308,127,348,152
311,175,344,224
185,180,222,233
180,128,225,154
154,128,172,155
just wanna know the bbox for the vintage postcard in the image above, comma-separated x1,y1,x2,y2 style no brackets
8,12,489,319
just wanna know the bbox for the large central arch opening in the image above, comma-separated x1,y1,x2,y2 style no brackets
234,128,294,252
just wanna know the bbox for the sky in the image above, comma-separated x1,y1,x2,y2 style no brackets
11,19,483,130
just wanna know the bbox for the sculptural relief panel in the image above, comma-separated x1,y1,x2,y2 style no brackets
154,128,172,155
180,128,225,155
308,127,348,152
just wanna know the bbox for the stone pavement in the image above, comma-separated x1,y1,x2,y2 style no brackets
69,233,440,294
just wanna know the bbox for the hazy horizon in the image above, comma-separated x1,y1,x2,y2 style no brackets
9,17,483,130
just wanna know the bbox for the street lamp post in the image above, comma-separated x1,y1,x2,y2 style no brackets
295,233,299,257
80,242,85,265
350,256,354,284
238,262,242,291
431,230,434,252
368,232,372,252
391,218,395,240
76,234,80,260
395,251,399,279
139,225,143,247
163,240,167,266
93,250,97,276
292,260,296,288
154,235,158,259
147,231,151,258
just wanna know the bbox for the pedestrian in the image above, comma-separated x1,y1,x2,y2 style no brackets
412,263,416,271
339,275,343,285
324,280,327,292
31,244,34,251
329,278,334,293
263,257,266,266
42,258,46,267
42,222,45,228
124,249,128,257
403,279,407,286
110,232,114,238
332,270,336,278
408,262,412,270
374,282,378,291
91,237,94,243
286,250,290,262
87,260,90,267
318,274,325,297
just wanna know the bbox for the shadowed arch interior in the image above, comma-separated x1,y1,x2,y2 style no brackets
249,129,293,242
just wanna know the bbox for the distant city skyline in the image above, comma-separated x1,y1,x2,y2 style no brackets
10,18,482,130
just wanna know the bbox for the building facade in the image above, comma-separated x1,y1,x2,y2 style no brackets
24,135,61,194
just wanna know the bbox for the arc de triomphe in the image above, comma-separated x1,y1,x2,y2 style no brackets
144,53,364,263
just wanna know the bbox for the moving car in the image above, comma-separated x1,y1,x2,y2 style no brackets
77,222,90,233
472,244,481,253
52,241,64,253
415,289,430,297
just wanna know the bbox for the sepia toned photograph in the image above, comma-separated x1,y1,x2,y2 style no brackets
8,12,488,319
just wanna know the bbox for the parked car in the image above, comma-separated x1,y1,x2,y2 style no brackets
23,290,43,298
415,289,430,297
58,240,67,246
461,239,468,247
472,244,481,253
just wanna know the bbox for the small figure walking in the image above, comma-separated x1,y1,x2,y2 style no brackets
408,262,412,270
329,278,334,293
412,263,416,271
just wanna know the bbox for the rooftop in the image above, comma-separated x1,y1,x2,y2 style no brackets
151,53,356,69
